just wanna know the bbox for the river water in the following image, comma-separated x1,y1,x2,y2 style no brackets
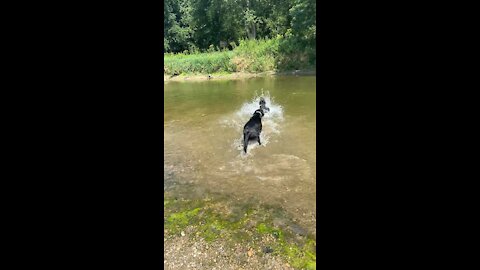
164,75,316,235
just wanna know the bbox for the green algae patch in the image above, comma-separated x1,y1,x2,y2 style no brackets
257,223,271,233
163,194,316,269
255,222,316,269
165,207,201,234
167,207,201,224
280,241,316,269
256,223,285,242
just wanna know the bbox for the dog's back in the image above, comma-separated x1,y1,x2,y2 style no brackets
243,109,264,153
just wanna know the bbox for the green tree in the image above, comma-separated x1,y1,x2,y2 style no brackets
164,0,194,53
189,0,244,50
163,0,316,52
289,0,316,40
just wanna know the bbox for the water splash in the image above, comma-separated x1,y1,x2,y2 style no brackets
220,91,284,156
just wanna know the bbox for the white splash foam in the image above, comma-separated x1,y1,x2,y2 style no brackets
235,91,284,121
220,91,284,156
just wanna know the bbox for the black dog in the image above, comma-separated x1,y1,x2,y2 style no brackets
243,98,270,153
259,97,270,113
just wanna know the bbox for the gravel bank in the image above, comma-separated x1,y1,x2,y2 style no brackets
164,230,295,270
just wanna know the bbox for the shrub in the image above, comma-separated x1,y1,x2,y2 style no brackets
163,36,315,74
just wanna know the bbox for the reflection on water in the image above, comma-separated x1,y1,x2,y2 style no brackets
164,76,316,235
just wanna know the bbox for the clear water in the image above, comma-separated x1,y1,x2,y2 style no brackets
164,76,316,234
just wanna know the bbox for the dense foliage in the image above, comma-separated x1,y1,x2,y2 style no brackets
164,36,315,75
164,0,316,54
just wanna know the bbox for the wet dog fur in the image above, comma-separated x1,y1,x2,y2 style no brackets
243,98,270,153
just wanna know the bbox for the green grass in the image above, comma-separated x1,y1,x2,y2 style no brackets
164,36,315,75
164,51,236,75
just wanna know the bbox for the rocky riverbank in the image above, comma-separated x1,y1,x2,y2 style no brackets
164,193,316,270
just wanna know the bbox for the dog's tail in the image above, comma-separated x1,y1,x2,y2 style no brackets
243,133,249,153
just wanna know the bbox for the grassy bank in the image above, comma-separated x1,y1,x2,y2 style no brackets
164,37,316,76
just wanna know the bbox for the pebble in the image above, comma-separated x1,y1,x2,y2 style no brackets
181,231,185,237
263,246,273,253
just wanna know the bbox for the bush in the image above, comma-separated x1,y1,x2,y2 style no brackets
164,50,235,74
163,36,315,74
232,37,280,72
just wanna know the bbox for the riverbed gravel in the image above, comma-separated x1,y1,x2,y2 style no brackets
164,230,295,270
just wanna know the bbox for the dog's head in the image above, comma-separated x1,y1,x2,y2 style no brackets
259,97,270,113
254,109,265,118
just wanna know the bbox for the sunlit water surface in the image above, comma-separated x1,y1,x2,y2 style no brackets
164,76,316,234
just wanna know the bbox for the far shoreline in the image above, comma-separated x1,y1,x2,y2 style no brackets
164,69,316,82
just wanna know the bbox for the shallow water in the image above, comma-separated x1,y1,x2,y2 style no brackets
164,76,316,234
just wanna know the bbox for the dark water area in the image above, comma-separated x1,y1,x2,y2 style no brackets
164,75,316,235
